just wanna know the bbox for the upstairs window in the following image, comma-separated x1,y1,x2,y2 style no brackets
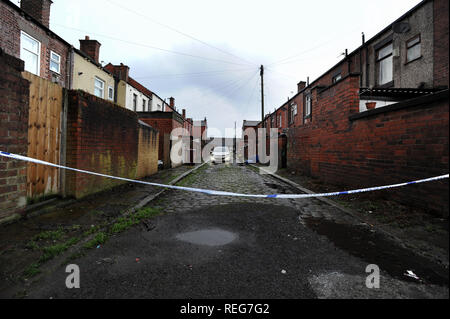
332,73,342,83
142,99,146,112
20,31,40,76
94,77,105,98
406,35,421,63
50,51,61,74
376,43,393,86
289,104,297,124
108,86,114,101
279,114,282,128
305,95,312,118
133,94,138,111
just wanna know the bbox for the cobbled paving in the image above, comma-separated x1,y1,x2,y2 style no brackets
156,163,358,225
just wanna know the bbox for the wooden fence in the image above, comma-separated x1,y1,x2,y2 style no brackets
22,72,63,200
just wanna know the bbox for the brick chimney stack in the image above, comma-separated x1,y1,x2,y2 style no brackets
104,63,129,82
182,109,186,119
79,36,101,64
21,0,53,28
169,97,175,109
297,81,306,93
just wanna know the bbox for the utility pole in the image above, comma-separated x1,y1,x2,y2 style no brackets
260,65,265,126
234,121,237,159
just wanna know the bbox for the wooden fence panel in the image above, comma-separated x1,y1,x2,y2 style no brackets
22,72,63,199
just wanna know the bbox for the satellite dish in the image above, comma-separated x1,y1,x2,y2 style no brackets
393,21,411,34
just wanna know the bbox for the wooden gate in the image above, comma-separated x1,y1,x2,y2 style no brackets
22,72,63,199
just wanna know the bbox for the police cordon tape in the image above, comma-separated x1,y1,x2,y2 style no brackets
1,151,449,199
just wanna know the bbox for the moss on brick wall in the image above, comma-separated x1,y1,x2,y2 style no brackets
136,123,159,179
65,91,140,198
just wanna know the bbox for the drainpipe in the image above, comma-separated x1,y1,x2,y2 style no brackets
60,45,74,197
67,46,74,90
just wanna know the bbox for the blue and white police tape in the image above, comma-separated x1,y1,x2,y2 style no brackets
0,151,448,199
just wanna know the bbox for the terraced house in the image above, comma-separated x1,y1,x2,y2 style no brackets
247,0,449,215
71,36,116,103
0,0,70,87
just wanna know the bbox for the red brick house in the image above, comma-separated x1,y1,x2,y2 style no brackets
259,0,449,215
0,0,71,87
137,93,200,167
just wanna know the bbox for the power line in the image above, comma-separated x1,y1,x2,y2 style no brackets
53,23,253,67
266,67,298,80
104,0,256,67
133,68,254,80
244,74,260,113
267,25,362,67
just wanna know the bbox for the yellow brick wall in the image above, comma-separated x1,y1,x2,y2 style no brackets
136,124,159,179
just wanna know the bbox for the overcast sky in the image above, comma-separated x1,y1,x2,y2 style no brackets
13,0,422,137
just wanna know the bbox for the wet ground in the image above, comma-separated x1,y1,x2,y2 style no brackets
0,165,194,294
0,163,448,298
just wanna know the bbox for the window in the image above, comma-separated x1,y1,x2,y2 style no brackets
406,35,421,63
279,114,282,128
332,73,342,83
94,77,105,98
305,95,312,117
133,94,138,111
376,43,393,85
20,31,40,76
108,86,114,101
271,116,275,127
50,51,61,74
289,104,297,124
142,99,146,112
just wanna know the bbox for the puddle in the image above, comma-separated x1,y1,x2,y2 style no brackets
304,218,449,287
176,229,237,247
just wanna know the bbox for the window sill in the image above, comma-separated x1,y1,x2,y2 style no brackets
405,55,422,65
375,81,394,89
349,89,448,121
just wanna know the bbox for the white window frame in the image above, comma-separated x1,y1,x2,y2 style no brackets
279,114,282,128
50,51,61,74
142,99,146,112
94,77,105,98
376,43,393,86
305,95,312,117
108,86,114,101
289,103,297,124
20,31,41,76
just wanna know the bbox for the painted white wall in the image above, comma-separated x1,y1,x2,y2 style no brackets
125,83,151,112
359,99,397,112
150,94,164,112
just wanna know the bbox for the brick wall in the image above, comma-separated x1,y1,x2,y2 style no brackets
433,0,449,88
0,0,69,87
136,122,159,179
287,75,449,216
138,112,184,167
66,91,140,198
0,49,29,220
